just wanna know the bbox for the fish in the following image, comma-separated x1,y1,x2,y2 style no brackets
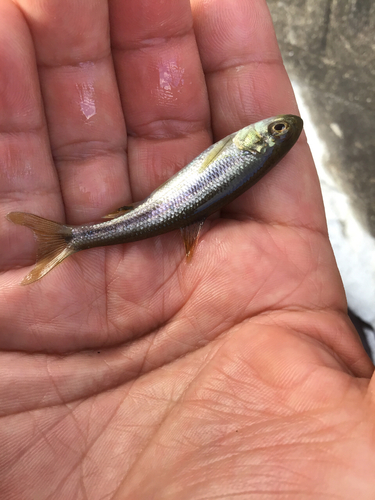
7,115,303,285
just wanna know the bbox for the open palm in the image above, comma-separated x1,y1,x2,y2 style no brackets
1,0,374,498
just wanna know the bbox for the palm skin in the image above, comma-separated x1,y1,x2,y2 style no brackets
0,0,374,498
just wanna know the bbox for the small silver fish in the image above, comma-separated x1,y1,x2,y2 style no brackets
7,115,303,284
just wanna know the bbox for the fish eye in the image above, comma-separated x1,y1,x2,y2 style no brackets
269,121,289,136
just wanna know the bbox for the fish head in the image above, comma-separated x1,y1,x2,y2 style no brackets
233,115,303,157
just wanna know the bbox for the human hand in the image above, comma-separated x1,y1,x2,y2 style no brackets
0,0,374,498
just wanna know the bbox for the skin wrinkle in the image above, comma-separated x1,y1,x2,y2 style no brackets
111,29,195,53
277,325,360,380
203,56,284,76
0,348,144,418
246,313,357,376
38,299,88,326
4,228,350,362
0,190,60,202
36,53,111,71
44,448,89,500
102,249,112,347
52,142,128,163
113,291,167,328
0,404,78,474
239,230,281,307
211,345,311,407
166,316,204,352
114,46,210,142
0,312,370,492
59,397,123,484
219,216,329,242
127,118,210,140
164,425,354,495
85,273,349,373
0,125,45,138
0,366,55,417
265,270,309,311
160,299,213,352
45,356,70,408
176,430,339,467
137,327,161,376
113,362,316,498
78,475,90,500
110,377,200,500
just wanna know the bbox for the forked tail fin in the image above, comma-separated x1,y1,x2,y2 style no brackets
6,212,75,285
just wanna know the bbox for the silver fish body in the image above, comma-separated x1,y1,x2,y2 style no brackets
72,115,303,250
7,115,303,284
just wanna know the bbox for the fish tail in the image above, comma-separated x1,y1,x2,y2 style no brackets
6,212,75,285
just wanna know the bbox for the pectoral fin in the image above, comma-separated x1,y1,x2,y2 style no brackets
103,201,143,219
198,136,233,172
180,219,205,260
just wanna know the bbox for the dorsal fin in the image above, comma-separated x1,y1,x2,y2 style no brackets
103,201,143,219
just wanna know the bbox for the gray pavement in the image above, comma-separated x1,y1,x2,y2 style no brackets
267,0,375,358
268,0,375,233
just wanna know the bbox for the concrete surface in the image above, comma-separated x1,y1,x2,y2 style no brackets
267,0,375,359
268,0,375,232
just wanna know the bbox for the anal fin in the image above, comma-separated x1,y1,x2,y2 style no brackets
180,219,205,261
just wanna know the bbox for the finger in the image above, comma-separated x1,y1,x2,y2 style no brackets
109,0,211,200
14,0,130,224
192,0,326,232
0,0,63,271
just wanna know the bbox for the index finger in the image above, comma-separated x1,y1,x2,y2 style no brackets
192,0,326,232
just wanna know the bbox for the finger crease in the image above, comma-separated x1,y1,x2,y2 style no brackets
36,52,111,71
53,142,127,164
111,27,194,52
204,56,284,76
127,119,210,141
